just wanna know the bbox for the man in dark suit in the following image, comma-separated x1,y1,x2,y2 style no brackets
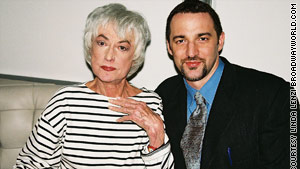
155,0,297,169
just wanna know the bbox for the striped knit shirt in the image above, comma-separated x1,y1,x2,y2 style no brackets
14,83,174,169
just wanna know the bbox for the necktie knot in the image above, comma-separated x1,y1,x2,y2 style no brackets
194,91,206,106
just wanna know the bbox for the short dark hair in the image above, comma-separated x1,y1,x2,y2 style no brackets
166,0,223,42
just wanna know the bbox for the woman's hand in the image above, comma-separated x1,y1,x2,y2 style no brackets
108,97,165,148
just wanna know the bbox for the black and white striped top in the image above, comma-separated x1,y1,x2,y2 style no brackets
14,84,174,169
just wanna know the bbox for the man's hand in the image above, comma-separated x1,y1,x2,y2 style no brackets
108,97,165,148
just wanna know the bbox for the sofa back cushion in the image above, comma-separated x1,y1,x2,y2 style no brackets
0,78,63,169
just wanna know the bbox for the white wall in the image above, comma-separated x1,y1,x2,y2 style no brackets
0,0,298,93
215,0,299,94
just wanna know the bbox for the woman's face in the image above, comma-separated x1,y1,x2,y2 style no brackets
90,23,135,84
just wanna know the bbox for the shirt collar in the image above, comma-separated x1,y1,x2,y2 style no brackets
200,58,224,107
185,80,198,113
184,58,224,112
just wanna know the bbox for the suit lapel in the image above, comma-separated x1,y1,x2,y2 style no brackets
168,77,187,142
160,76,188,169
201,57,239,169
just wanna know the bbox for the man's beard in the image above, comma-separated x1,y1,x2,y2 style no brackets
181,64,208,81
180,56,208,82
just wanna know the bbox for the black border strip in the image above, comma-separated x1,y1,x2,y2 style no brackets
0,74,79,85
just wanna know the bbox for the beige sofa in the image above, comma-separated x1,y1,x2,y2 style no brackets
0,75,77,169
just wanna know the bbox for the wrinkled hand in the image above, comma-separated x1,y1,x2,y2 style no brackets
108,97,165,148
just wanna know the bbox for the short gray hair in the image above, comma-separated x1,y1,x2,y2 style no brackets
83,3,151,78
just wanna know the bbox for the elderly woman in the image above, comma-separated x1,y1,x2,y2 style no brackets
14,3,174,169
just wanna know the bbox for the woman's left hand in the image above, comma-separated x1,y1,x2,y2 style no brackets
108,97,165,148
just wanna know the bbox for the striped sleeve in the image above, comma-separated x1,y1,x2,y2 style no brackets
14,88,68,169
139,91,175,169
141,135,174,169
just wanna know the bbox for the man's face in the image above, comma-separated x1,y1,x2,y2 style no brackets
167,12,224,82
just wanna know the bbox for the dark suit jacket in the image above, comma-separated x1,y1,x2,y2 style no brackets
155,57,295,169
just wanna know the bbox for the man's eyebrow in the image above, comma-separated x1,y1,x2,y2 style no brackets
172,35,185,41
172,32,212,41
198,32,212,37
